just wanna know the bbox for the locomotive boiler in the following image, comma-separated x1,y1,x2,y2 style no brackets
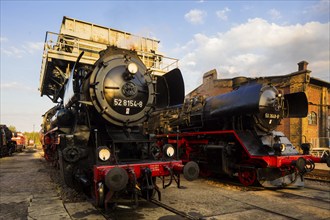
150,81,330,187
39,17,198,208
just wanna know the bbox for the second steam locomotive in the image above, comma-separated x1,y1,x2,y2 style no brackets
149,80,330,187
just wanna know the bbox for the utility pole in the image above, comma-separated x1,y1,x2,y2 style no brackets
33,124,36,148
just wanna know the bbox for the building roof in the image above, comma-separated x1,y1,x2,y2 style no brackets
310,77,330,88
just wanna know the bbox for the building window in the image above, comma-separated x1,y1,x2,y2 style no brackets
308,111,317,125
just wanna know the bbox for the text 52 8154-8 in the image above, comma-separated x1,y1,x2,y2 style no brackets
113,98,143,108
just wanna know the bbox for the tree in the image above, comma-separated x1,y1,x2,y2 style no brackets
23,132,41,146
8,125,17,133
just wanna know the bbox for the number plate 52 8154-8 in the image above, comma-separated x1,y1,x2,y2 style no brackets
113,98,143,108
264,113,280,119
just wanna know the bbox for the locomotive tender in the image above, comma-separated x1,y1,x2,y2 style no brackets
39,17,198,207
149,79,330,187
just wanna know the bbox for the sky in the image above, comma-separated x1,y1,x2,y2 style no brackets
0,0,329,132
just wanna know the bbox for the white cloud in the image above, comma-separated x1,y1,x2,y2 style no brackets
0,37,8,42
302,0,330,17
23,42,44,52
185,9,207,25
216,7,231,21
1,41,43,58
1,81,35,92
311,0,330,15
1,46,26,58
241,6,254,11
268,9,282,20
177,18,330,93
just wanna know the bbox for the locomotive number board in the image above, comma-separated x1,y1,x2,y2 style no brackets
113,98,143,108
264,113,280,119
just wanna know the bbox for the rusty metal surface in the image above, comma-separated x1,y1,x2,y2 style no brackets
39,17,179,101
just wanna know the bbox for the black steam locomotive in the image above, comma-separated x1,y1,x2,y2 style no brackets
0,124,16,157
150,81,329,187
40,47,199,207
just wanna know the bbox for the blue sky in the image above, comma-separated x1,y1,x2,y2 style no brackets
1,0,329,132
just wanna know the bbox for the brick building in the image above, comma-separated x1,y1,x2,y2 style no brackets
187,61,330,150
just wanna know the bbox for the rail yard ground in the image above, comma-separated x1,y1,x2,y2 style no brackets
0,147,329,220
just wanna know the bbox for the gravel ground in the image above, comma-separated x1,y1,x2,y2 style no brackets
45,161,88,204
1,147,329,220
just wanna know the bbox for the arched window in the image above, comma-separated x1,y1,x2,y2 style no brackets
308,111,317,125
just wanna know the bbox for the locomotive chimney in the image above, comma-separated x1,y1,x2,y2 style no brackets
298,61,308,71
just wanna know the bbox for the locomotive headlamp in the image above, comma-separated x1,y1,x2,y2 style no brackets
163,144,175,158
98,147,111,161
127,62,138,74
273,143,286,155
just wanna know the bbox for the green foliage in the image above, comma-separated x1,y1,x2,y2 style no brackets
23,132,41,145
8,125,17,133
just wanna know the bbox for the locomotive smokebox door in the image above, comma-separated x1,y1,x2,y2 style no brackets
89,48,154,127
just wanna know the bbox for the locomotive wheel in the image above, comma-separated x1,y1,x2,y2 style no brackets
62,147,80,163
238,167,257,186
58,150,74,187
52,150,59,169
62,165,74,187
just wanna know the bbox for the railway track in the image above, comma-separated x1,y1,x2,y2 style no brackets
149,198,200,220
97,194,202,220
206,168,330,188
57,164,329,220
305,168,330,182
203,176,329,220
66,170,330,219
97,175,329,220
305,176,330,183
274,186,330,203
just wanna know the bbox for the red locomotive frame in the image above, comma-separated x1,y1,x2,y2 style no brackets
156,130,325,187
93,161,188,208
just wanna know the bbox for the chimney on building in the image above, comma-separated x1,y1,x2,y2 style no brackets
298,61,308,71
203,69,217,84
